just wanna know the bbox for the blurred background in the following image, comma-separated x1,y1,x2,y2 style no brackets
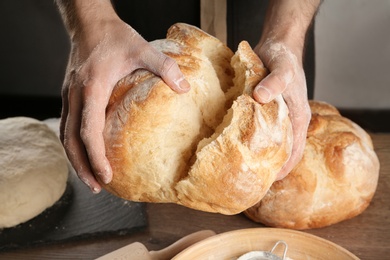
314,0,390,110
0,0,388,131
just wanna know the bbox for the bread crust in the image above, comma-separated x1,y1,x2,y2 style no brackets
102,23,292,214
244,100,380,229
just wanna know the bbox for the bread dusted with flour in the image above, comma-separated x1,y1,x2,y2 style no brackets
244,100,380,229
102,23,293,214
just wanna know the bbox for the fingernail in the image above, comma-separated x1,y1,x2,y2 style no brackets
99,173,111,184
81,176,101,194
92,186,101,194
176,77,191,92
255,86,271,103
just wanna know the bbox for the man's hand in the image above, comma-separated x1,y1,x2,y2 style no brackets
56,0,190,193
253,40,311,180
253,0,321,180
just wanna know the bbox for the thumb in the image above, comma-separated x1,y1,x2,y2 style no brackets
143,49,191,93
253,68,291,104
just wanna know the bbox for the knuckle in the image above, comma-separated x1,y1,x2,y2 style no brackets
159,55,176,75
79,127,92,145
276,67,295,90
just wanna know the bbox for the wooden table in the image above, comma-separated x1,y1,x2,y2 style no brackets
1,133,389,260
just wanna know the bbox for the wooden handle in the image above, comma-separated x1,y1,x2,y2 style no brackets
149,230,216,260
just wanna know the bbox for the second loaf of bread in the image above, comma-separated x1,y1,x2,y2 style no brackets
244,101,380,229
101,23,293,215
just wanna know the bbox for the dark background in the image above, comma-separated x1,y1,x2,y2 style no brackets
0,1,387,131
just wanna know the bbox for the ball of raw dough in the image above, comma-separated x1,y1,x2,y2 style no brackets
0,117,68,228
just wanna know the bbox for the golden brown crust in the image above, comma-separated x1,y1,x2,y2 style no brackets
176,94,292,214
101,23,292,215
244,100,380,229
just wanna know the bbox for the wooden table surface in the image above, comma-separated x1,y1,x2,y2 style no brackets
1,133,389,260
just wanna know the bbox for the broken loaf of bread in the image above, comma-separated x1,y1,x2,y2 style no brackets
101,23,293,215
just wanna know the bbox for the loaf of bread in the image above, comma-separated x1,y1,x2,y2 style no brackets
101,23,293,215
244,100,380,229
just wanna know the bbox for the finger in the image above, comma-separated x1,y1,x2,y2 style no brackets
276,122,307,180
59,86,69,144
253,66,294,104
276,99,311,180
80,79,113,185
64,82,102,193
59,65,74,144
144,50,190,93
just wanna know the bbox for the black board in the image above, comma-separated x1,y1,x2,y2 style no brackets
0,169,147,251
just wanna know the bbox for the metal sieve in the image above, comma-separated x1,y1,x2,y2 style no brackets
237,240,288,260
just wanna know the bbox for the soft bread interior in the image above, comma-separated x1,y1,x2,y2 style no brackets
175,41,292,214
194,41,266,155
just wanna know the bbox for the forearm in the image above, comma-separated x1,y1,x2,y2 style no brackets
55,0,119,40
259,0,321,61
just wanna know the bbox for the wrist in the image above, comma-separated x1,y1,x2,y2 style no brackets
258,0,321,59
56,0,120,41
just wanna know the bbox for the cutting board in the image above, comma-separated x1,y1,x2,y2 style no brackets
0,168,147,251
